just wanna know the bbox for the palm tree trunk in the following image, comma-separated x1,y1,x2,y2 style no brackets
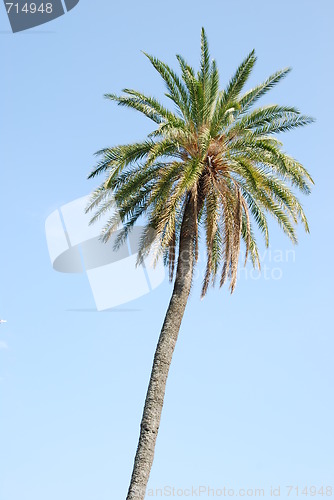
126,199,195,500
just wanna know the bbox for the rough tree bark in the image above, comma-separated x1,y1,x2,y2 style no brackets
126,198,195,499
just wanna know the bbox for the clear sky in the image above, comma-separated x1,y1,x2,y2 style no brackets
1,1,333,499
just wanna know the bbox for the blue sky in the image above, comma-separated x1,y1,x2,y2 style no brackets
1,1,333,498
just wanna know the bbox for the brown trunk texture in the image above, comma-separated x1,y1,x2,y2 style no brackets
126,199,195,499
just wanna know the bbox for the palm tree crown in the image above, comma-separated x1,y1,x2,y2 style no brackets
87,28,314,295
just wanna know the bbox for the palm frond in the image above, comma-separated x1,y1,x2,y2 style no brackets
88,30,314,296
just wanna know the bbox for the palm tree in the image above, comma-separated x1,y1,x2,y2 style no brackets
87,29,314,499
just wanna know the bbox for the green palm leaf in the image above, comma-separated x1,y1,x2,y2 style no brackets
88,28,314,294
